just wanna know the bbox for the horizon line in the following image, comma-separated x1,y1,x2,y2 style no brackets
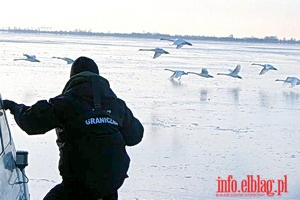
1,28,299,44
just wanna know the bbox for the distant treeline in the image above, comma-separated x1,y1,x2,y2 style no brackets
1,28,299,44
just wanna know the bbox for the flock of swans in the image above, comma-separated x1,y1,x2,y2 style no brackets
164,63,299,88
13,38,299,88
164,64,299,88
138,37,192,59
13,54,74,64
138,37,299,88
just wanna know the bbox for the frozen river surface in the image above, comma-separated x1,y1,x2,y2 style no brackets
0,32,299,199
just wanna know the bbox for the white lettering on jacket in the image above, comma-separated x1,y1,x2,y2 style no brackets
85,117,118,126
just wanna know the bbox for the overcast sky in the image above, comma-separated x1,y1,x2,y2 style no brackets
1,0,299,39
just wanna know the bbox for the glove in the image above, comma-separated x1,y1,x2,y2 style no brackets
2,100,19,114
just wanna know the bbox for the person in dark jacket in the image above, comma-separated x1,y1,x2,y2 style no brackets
2,56,144,200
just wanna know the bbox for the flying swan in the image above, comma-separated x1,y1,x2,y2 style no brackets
275,76,300,88
138,47,169,59
164,68,188,80
14,54,40,62
52,56,74,64
160,38,192,49
217,65,242,79
251,63,277,75
187,68,214,78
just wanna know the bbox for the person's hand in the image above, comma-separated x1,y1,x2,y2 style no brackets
2,100,18,114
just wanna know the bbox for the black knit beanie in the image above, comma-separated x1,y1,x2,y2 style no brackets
70,56,99,77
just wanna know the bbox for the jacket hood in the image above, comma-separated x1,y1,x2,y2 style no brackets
62,71,116,101
70,56,99,77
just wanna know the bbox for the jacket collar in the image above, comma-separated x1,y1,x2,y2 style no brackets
62,71,110,93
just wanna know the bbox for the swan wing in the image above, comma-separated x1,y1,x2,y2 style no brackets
185,41,192,46
232,65,241,74
173,38,190,45
174,71,186,78
153,52,162,59
23,54,33,59
202,68,209,75
173,71,181,78
259,68,269,75
265,64,275,69
155,48,168,53
63,57,74,63
66,59,74,64
176,44,184,49
173,39,192,48
290,78,298,87
170,72,177,79
285,77,294,82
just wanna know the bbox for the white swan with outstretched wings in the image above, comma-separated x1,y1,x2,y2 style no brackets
14,54,40,62
217,65,242,79
164,68,188,80
275,76,300,88
52,57,74,64
138,47,169,59
187,68,214,78
251,63,277,75
160,38,192,49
